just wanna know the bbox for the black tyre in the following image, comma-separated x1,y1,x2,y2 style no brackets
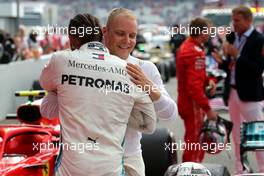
155,62,165,82
141,128,177,176
164,60,171,83
169,58,176,77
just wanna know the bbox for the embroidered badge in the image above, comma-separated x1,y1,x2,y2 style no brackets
195,57,205,70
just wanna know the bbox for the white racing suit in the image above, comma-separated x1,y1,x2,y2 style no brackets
123,56,178,176
39,42,156,176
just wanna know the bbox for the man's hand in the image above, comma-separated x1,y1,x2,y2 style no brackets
126,63,161,101
208,79,217,96
206,109,218,121
211,48,223,64
222,42,230,57
223,43,239,58
228,44,239,58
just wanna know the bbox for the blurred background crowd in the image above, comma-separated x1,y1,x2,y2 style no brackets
0,0,264,64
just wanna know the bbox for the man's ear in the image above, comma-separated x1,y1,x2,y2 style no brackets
102,26,107,35
102,27,108,45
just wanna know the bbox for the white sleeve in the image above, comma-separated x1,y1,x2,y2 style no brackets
128,90,156,134
39,54,58,91
40,91,59,119
148,62,178,120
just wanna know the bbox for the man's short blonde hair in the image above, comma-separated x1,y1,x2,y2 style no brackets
232,5,253,21
106,8,136,27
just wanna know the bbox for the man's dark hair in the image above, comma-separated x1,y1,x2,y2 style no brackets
173,23,179,28
68,13,103,45
189,17,209,37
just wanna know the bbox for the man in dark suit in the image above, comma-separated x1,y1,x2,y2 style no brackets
212,5,264,174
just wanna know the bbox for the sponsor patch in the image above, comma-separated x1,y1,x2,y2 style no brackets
195,57,205,70
87,42,107,52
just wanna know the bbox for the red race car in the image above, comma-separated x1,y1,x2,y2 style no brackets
0,90,60,176
0,125,59,176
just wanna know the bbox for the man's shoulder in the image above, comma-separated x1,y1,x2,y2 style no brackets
178,44,203,59
51,49,71,59
53,49,125,64
128,55,160,80
251,29,264,41
106,54,127,66
128,55,156,70
47,50,67,65
256,31,264,41
182,40,202,52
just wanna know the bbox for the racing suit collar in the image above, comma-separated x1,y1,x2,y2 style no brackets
126,55,133,62
235,25,254,38
188,37,204,50
79,42,109,53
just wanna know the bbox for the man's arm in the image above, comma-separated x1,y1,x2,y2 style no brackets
150,66,178,121
40,91,59,119
128,90,156,134
39,54,60,119
185,56,217,120
127,62,178,121
39,54,58,91
211,45,232,72
236,38,264,76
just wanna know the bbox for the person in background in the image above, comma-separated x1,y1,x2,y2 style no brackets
212,5,264,174
18,25,28,52
169,23,186,57
40,31,53,54
176,17,218,163
51,28,62,51
27,31,42,59
0,29,16,64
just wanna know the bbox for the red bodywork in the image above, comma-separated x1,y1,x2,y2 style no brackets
0,98,60,176
0,125,59,176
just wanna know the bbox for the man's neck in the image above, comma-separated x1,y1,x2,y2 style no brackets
238,30,247,37
238,26,252,36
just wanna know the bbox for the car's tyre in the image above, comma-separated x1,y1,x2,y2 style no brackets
155,62,165,81
155,61,170,83
141,128,177,176
164,60,171,83
168,58,176,77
